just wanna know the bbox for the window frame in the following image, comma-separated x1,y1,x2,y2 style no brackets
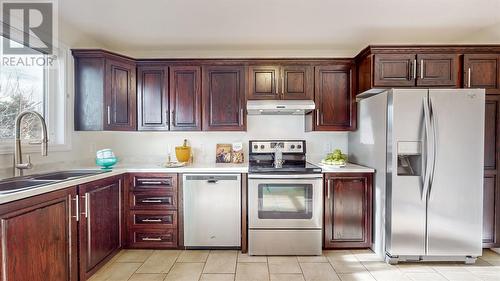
0,40,72,154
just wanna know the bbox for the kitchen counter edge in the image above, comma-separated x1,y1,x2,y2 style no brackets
0,163,374,204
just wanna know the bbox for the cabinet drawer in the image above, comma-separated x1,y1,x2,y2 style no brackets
129,210,177,228
131,174,177,191
130,192,177,209
130,229,177,248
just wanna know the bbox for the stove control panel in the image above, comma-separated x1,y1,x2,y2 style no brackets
250,140,305,154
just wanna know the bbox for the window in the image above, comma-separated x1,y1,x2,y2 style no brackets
0,36,69,153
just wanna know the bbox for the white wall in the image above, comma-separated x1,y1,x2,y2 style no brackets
84,115,348,167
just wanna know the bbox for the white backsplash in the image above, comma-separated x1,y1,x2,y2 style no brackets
0,115,347,179
95,115,348,165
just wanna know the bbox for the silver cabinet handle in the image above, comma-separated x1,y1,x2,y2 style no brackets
72,195,79,221
420,59,424,79
281,71,285,98
107,106,111,124
240,108,244,126
413,59,417,79
141,219,162,223
83,193,89,219
139,180,165,185
141,199,163,203
142,237,162,241
327,179,331,199
275,72,279,95
316,110,320,126
468,67,471,88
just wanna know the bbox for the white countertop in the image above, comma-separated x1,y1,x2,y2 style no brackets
317,163,375,173
0,162,373,204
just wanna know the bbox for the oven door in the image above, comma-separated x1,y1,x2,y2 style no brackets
248,174,323,229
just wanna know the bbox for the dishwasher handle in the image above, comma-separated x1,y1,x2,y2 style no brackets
184,175,240,182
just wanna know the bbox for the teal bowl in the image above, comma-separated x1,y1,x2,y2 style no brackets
96,157,117,169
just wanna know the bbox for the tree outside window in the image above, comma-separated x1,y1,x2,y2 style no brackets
0,37,46,141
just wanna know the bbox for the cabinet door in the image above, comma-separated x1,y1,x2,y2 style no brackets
248,65,281,100
169,66,202,131
464,54,500,94
79,177,123,280
74,55,105,131
281,65,313,100
137,65,169,131
416,54,459,87
105,58,137,131
0,188,78,281
202,65,246,131
324,173,372,248
483,95,500,247
314,64,355,131
373,54,416,87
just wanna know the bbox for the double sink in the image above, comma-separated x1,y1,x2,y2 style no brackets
0,170,110,194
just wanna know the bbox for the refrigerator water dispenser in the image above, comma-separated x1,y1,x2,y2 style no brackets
397,141,422,176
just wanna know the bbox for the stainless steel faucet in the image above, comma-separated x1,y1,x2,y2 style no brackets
13,111,48,176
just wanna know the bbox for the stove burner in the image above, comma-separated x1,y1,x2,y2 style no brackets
248,140,322,174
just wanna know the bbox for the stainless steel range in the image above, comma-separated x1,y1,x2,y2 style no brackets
248,140,323,256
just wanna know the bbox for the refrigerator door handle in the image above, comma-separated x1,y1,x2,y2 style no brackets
427,97,437,199
422,95,432,201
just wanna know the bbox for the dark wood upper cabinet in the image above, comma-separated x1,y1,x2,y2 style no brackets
416,54,459,87
73,50,136,131
248,64,312,100
248,65,280,100
74,55,105,131
281,65,314,100
78,176,123,280
169,66,202,131
137,65,169,131
202,65,246,131
483,95,500,247
314,64,355,131
105,58,137,131
0,187,78,281
324,173,373,249
358,47,465,92
373,54,416,87
464,54,500,94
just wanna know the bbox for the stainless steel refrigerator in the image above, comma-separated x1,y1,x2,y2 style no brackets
349,88,485,264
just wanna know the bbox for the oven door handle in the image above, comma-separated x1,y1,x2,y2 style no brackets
248,174,323,179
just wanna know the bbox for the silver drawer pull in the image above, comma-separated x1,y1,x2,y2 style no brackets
142,237,162,241
140,181,164,185
141,219,163,223
141,199,163,203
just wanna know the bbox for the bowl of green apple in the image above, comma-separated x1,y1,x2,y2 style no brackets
321,149,348,167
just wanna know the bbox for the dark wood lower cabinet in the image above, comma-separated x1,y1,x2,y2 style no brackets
0,187,78,281
126,173,179,249
324,173,373,249
78,176,123,280
483,95,500,247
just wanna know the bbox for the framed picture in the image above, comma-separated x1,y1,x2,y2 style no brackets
231,142,244,164
216,144,232,163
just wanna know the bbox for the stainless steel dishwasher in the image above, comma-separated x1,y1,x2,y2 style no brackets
183,174,241,248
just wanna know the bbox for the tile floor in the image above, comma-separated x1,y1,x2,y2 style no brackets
89,249,500,281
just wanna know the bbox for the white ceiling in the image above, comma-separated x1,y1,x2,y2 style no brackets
59,0,500,57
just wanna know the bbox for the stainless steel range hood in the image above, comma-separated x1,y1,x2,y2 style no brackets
247,100,315,115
